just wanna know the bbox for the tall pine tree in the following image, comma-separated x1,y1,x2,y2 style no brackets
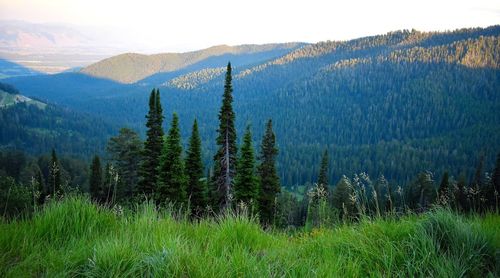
138,89,164,198
185,119,206,215
234,125,259,210
257,119,280,225
157,113,187,205
212,62,237,210
47,148,62,198
89,155,103,202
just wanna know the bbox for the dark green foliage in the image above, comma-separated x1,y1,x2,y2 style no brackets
317,149,329,191
374,174,392,213
212,63,237,210
47,149,62,198
257,119,281,225
453,174,469,212
331,176,357,220
185,119,206,215
107,128,142,202
4,27,500,187
492,153,500,209
18,160,44,194
138,89,164,198
0,99,115,158
89,155,103,202
438,172,450,204
406,172,437,211
101,163,114,204
0,176,33,217
157,113,187,205
234,125,258,210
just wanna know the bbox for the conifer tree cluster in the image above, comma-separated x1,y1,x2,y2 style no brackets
87,62,282,222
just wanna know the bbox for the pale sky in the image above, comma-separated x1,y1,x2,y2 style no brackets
1,0,499,52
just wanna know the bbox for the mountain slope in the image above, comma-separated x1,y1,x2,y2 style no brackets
0,82,117,157
81,43,305,83
5,26,500,186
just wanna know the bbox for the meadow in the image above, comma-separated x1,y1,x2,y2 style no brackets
1,197,498,277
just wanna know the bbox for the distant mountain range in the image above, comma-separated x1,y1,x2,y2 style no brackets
2,26,500,185
0,20,130,74
80,43,305,83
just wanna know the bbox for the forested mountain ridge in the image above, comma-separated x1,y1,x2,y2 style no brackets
3,26,500,186
80,43,305,83
0,83,116,156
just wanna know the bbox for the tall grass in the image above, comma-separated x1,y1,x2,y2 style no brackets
0,197,498,277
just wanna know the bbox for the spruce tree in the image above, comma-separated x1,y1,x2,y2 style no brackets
212,62,237,210
318,149,329,192
257,119,281,225
47,149,62,197
138,89,164,198
234,125,259,210
185,119,206,215
89,155,103,202
157,113,187,205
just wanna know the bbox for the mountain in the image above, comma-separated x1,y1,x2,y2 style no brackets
80,43,305,83
0,59,40,79
0,20,128,73
0,82,117,157
4,26,500,186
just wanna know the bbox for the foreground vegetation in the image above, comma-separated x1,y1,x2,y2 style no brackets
0,197,498,277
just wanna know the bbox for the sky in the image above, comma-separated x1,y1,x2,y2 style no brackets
1,0,499,53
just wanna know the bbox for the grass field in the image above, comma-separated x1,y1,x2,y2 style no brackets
1,197,498,277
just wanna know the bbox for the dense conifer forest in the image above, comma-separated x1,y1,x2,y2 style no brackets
0,26,499,277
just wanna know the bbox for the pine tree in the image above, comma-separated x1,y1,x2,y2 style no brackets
212,62,237,210
47,149,62,198
185,119,206,215
157,113,187,205
257,119,281,225
318,149,329,192
89,155,103,202
138,89,164,198
234,125,259,210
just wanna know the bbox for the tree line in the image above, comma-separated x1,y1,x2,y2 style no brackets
1,62,499,228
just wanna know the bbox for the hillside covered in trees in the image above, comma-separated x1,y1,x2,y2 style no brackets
5,26,499,187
